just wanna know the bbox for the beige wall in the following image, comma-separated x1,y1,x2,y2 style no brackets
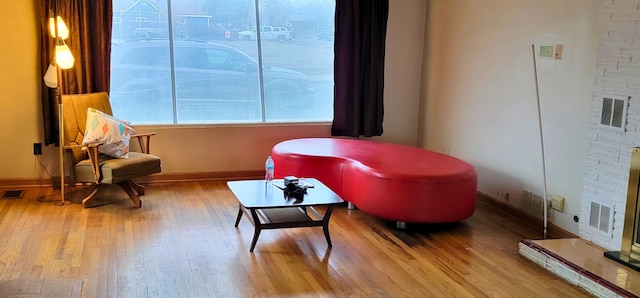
0,0,606,236
0,1,426,178
0,1,43,179
422,0,600,234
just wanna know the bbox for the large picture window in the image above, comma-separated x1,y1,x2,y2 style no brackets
110,0,335,124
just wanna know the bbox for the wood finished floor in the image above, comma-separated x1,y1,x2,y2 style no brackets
0,181,588,297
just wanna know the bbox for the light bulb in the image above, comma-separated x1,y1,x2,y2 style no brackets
48,16,69,39
55,38,74,69
43,64,58,88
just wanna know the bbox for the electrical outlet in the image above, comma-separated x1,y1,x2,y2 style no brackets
552,195,565,212
33,143,42,155
496,192,510,202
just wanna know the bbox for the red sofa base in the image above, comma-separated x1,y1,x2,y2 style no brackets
272,138,477,224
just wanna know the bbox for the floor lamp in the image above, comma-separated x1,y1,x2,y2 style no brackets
43,14,74,206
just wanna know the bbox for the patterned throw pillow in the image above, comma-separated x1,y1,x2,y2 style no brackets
82,108,135,158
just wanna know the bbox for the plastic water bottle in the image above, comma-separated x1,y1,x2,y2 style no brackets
265,155,275,182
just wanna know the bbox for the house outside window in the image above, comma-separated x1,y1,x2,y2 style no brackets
110,0,335,125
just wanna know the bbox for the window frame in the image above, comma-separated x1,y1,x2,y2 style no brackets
110,0,335,126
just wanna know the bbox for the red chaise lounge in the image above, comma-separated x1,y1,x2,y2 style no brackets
272,138,477,227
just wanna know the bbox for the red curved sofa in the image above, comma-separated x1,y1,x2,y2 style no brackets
272,138,477,224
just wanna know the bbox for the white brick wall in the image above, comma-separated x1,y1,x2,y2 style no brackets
580,0,640,251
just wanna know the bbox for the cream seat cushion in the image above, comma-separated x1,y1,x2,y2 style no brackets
75,152,161,184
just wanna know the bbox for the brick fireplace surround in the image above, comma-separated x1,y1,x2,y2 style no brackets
580,0,640,253
519,1,640,296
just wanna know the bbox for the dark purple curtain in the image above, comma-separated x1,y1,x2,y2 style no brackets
39,0,113,146
331,0,389,137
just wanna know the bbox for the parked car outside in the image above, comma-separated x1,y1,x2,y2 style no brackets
238,26,291,42
110,39,314,122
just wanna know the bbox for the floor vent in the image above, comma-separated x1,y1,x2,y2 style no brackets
2,190,24,199
520,190,544,219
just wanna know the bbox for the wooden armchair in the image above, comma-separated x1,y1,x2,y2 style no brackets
61,92,162,208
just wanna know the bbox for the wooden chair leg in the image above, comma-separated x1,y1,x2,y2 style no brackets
127,180,145,195
81,186,100,208
117,181,142,208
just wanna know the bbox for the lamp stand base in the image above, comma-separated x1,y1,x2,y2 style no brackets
54,200,71,206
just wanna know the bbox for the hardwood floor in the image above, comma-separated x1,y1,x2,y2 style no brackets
0,181,588,297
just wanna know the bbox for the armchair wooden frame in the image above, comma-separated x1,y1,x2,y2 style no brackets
61,92,161,208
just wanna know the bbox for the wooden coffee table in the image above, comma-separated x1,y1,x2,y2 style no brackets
227,178,344,252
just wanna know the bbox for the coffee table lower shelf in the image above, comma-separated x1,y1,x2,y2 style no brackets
234,204,335,252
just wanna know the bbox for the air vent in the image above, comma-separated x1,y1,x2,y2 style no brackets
600,94,629,131
589,201,611,233
2,190,23,199
520,189,544,219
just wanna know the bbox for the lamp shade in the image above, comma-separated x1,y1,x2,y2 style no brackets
55,38,74,69
44,64,58,88
48,16,69,39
